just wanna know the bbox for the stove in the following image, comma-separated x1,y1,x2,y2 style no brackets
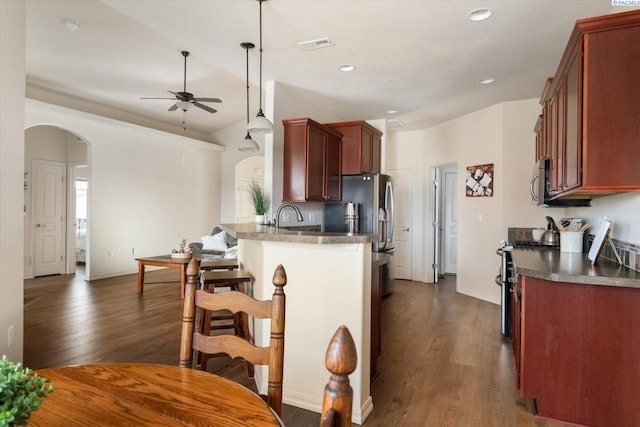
510,240,544,248
496,228,563,338
495,241,514,339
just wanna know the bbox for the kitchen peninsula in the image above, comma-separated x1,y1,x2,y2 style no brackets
220,223,377,424
510,248,640,426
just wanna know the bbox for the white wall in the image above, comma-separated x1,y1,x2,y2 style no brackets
212,119,265,223
567,192,640,243
216,82,388,227
0,0,26,362
24,126,88,278
387,99,551,303
26,100,224,280
386,129,427,281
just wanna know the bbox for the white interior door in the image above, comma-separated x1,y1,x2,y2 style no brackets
235,177,263,223
442,164,458,274
389,168,412,280
432,167,441,282
33,159,65,276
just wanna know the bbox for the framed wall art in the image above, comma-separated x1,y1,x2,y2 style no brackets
466,163,494,197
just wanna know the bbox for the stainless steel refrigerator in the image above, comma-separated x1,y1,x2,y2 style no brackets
324,173,395,296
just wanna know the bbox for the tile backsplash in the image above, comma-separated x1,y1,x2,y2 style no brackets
507,227,640,272
586,234,640,272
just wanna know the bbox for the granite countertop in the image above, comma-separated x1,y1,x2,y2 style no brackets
512,247,640,288
220,223,376,245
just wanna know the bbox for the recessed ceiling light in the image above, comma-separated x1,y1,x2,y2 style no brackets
386,110,398,114
467,8,492,21
478,77,495,85
64,19,79,30
338,64,356,72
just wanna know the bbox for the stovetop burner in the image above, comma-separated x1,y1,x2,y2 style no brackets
511,240,543,247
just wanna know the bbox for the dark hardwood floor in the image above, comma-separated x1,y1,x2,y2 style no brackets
24,268,568,426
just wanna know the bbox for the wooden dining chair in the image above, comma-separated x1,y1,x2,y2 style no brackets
321,325,358,427
180,258,287,417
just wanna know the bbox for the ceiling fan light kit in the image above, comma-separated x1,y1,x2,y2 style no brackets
141,50,222,130
176,101,192,111
247,0,274,134
239,42,259,152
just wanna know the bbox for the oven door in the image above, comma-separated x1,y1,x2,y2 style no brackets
496,246,512,339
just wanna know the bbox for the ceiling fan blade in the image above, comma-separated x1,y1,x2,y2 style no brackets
168,103,179,111
194,97,222,103
193,102,217,113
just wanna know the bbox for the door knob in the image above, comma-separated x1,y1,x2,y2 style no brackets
402,227,410,232
36,224,42,228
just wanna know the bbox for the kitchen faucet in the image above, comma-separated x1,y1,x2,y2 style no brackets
275,203,304,228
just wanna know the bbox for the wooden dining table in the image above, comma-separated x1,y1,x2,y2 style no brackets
28,363,282,426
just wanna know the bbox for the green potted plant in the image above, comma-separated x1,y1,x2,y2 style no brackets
0,356,53,426
248,181,269,224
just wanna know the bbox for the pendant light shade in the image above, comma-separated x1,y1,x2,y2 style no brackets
247,109,273,133
239,42,259,152
239,131,259,151
247,0,274,134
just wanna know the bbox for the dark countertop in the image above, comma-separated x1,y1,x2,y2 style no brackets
373,251,391,267
512,247,640,288
220,223,376,245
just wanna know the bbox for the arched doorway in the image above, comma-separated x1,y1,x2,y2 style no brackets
235,156,265,223
24,125,90,278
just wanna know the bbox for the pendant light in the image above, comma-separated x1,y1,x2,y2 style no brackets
247,0,274,134
239,42,259,152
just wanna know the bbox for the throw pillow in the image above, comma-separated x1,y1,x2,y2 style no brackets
201,231,228,252
224,245,238,259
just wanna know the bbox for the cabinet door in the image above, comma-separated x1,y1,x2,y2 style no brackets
512,275,522,391
583,25,640,189
555,80,566,193
548,92,560,194
324,132,342,201
371,133,381,173
361,126,373,173
534,115,543,162
306,125,326,201
563,48,581,191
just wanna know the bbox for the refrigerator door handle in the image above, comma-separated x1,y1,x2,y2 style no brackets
386,180,395,245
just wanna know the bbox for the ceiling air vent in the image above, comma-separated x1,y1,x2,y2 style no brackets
298,37,334,51
386,119,406,129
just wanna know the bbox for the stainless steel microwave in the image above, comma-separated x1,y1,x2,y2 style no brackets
530,157,590,207
530,158,547,206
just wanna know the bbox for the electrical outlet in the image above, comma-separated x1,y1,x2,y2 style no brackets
108,249,114,257
132,248,137,255
309,212,316,222
8,325,14,346
283,212,291,223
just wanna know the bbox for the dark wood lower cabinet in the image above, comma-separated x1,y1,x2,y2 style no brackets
370,262,382,383
515,276,640,426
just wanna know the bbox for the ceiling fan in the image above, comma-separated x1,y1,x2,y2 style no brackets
141,51,221,113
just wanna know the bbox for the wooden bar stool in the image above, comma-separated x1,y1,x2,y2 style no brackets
198,258,238,272
200,269,253,376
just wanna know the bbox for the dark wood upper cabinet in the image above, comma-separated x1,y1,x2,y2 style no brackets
324,120,382,175
282,118,342,202
537,10,640,199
